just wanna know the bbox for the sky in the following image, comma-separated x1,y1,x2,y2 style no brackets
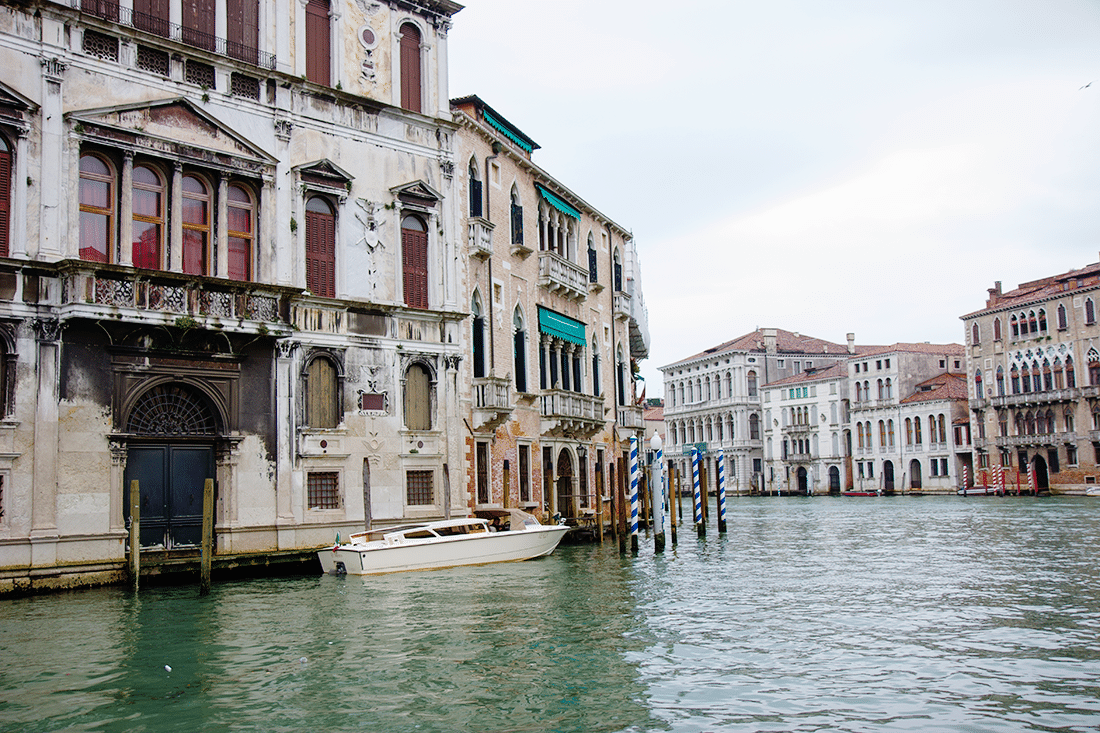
448,0,1100,394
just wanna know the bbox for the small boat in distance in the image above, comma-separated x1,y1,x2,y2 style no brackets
957,485,1002,496
317,509,570,576
841,490,880,497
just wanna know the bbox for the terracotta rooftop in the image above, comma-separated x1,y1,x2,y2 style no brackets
663,328,853,369
763,363,848,388
962,257,1100,318
643,405,664,422
853,342,965,358
899,373,969,404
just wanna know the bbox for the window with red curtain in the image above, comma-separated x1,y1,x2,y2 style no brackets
0,135,10,257
305,196,335,297
399,23,422,112
305,0,331,86
79,153,113,263
131,165,163,270
182,175,210,275
402,214,428,308
227,184,253,281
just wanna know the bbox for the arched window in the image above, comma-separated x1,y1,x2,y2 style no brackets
878,420,886,447
1027,310,1037,334
404,362,432,430
726,371,732,398
616,347,626,406
305,0,331,86
1087,298,1096,326
0,134,10,256
399,22,422,112
877,379,884,399
1066,356,1076,387
1064,408,1074,433
885,378,893,399
79,153,114,263
1015,412,1025,436
971,323,980,344
305,196,336,297
1038,309,1047,332
467,157,482,218
1042,359,1053,391
914,416,922,445
678,382,684,405
305,354,340,428
996,365,1005,396
887,419,895,447
402,214,428,308
747,370,758,397
587,232,597,283
510,186,523,246
227,184,254,281
905,417,913,446
1010,315,1019,337
857,421,865,449
975,369,983,396
181,174,210,275
1089,349,1100,386
590,336,599,397
993,317,1002,341
1057,303,1067,330
855,382,863,402
613,248,623,292
131,164,164,270
1010,365,1020,394
471,292,485,378
749,413,760,440
938,414,947,443
513,308,527,393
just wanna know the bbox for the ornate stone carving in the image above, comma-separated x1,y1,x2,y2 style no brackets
34,319,61,342
276,340,299,359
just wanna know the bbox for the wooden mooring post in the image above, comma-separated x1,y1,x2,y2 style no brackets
129,479,140,592
199,478,214,596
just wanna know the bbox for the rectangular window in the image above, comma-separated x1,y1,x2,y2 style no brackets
137,46,170,76
476,441,490,504
1067,445,1078,466
406,470,433,505
520,444,531,503
82,29,119,61
307,471,339,509
230,72,261,100
185,60,216,89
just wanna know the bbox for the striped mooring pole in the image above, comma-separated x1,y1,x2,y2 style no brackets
716,449,727,534
1027,462,1036,495
961,464,968,492
692,448,704,538
650,432,666,553
629,436,639,554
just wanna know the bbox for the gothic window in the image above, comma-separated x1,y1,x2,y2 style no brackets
1057,303,1067,330
1067,356,1076,387
1010,315,1019,337
404,362,432,431
1038,309,1047,332
399,22,422,112
510,186,523,245
79,153,114,263
305,354,340,428
996,365,1005,395
971,323,979,344
1087,298,1096,326
305,196,336,297
613,248,623,292
1089,350,1100,386
993,317,1002,341
471,292,485,379
590,336,599,397
468,158,482,218
514,307,527,393
587,232,597,283
402,214,429,309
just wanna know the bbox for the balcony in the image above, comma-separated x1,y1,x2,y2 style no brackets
993,432,1077,448
538,252,588,301
613,291,631,321
60,262,291,333
472,376,513,432
616,404,644,441
540,389,604,438
468,218,494,260
782,423,815,435
990,389,1077,408
73,0,276,69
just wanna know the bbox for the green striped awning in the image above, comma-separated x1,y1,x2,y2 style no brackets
538,306,586,346
536,184,581,220
482,110,535,153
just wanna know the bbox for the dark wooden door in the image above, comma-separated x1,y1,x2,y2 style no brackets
182,0,215,50
125,444,214,548
227,0,259,63
305,0,331,85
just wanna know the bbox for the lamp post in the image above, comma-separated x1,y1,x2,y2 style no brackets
650,431,665,553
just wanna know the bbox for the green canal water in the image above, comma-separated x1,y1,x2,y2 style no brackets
2,496,1100,732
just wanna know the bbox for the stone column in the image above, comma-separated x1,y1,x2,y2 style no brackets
119,152,134,266
30,319,61,568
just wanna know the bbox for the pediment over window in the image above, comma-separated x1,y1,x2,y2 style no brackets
390,180,442,210
0,80,37,125
294,159,354,192
68,98,275,169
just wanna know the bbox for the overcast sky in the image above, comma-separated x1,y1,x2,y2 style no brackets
448,0,1100,393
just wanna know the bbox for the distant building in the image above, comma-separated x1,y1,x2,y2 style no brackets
660,328,855,493
962,260,1100,493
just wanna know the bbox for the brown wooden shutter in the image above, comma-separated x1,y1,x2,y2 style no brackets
305,0,331,86
0,148,10,257
402,225,428,309
399,24,422,112
134,0,170,36
227,0,258,63
182,0,215,50
308,357,338,428
405,364,431,430
306,206,335,298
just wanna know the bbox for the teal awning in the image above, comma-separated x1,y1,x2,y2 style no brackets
538,306,586,346
536,185,581,220
483,110,535,153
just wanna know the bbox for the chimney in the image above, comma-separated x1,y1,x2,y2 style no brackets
763,328,778,354
846,333,855,354
987,280,1002,307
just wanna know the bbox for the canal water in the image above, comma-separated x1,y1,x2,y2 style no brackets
2,496,1099,732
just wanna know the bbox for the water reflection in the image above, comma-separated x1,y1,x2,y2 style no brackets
1,497,1099,732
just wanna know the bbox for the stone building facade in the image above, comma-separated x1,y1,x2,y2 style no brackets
0,0,469,593
451,96,649,524
962,259,1100,493
661,328,855,494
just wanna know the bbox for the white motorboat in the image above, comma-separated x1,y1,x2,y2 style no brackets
317,509,570,575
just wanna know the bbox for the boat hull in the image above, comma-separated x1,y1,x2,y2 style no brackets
317,524,570,575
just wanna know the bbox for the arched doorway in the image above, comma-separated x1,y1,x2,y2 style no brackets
796,467,808,494
909,459,922,489
123,382,220,549
1032,455,1049,490
556,448,574,518
828,466,840,493
883,460,895,492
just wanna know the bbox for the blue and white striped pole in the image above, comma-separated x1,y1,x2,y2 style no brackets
629,436,639,554
717,449,728,534
692,448,704,538
650,432,666,553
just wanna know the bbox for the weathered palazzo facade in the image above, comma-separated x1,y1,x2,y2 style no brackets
963,260,1100,493
451,96,650,523
0,0,467,593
